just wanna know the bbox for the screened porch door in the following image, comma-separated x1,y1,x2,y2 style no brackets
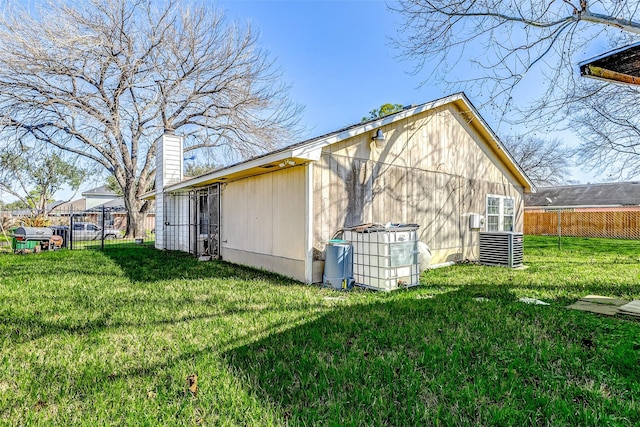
194,184,220,258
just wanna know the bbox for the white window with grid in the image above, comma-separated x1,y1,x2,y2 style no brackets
486,195,515,232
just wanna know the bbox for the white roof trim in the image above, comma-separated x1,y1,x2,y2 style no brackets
163,149,301,192
158,92,534,194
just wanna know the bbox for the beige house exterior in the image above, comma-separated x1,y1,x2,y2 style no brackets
151,93,533,283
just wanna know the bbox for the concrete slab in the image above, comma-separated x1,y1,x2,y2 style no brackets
580,295,629,306
618,300,640,317
567,300,622,316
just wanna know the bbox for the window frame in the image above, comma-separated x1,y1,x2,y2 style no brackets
486,195,516,232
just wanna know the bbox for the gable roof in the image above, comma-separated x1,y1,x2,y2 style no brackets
526,182,640,208
86,198,127,212
82,185,118,198
580,42,640,85
148,92,533,196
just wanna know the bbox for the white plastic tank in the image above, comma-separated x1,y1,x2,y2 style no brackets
343,224,421,291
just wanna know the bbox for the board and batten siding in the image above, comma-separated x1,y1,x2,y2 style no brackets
220,166,307,282
312,104,524,274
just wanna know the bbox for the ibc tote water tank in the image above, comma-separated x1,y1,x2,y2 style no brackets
323,240,355,290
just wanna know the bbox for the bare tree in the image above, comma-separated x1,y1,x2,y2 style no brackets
392,1,640,125
0,0,302,237
572,83,640,180
503,136,574,187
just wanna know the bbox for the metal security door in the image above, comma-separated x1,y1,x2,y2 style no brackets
207,184,220,258
194,184,220,258
163,192,193,253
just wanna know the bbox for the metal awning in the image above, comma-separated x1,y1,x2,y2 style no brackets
580,42,640,85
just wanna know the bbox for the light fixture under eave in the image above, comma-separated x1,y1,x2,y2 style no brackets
371,129,385,148
278,159,296,168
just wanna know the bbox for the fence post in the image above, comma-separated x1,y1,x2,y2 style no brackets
557,209,561,249
101,205,105,250
69,207,73,251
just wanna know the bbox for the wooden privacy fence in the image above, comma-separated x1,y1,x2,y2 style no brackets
525,211,640,240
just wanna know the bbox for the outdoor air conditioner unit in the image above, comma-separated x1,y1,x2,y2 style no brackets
479,232,523,268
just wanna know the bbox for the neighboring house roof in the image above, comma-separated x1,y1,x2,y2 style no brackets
525,182,640,208
580,42,640,85
82,185,118,198
86,197,127,212
49,200,65,209
8,199,86,216
49,198,87,213
146,93,533,198
9,208,32,216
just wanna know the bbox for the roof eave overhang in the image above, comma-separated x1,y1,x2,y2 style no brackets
580,63,640,85
140,190,155,201
82,192,118,198
451,96,535,193
579,41,640,86
162,147,321,194
144,92,534,198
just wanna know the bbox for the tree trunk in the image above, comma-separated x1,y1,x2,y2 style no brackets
126,209,147,239
123,192,150,239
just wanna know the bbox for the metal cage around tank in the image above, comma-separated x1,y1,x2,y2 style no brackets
342,224,421,291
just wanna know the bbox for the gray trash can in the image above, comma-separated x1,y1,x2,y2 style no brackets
323,240,355,290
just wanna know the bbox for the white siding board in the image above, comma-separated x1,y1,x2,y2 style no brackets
329,155,340,232
155,195,164,250
156,133,184,251
313,159,325,254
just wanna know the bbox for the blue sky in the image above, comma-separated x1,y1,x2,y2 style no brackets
219,0,605,184
220,0,442,136
0,0,605,204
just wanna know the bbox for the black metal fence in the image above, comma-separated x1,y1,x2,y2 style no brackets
0,206,155,253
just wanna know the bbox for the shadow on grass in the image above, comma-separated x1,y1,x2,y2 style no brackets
0,247,314,345
99,246,302,284
0,245,299,285
1,300,319,345
222,289,640,425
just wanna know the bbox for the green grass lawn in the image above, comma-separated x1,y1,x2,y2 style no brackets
1,236,639,425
